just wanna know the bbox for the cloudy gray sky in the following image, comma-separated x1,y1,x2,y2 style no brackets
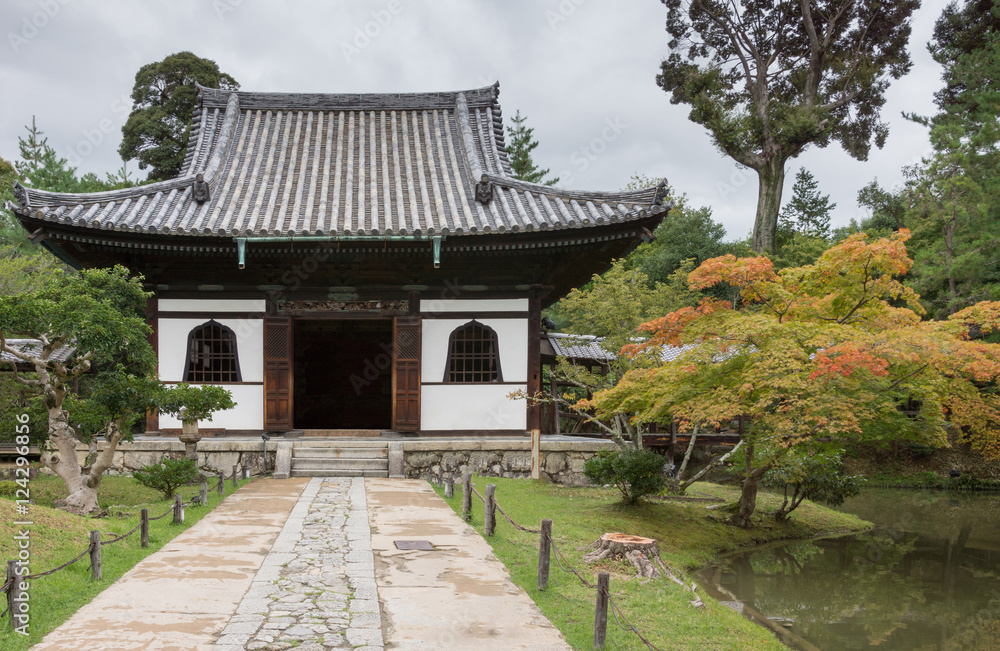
1,0,950,240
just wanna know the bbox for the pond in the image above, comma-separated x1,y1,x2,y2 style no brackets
699,489,1000,650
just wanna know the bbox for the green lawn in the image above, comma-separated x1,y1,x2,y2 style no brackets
0,473,250,650
434,478,870,651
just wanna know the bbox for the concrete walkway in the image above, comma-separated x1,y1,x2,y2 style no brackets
30,478,570,651
31,478,311,651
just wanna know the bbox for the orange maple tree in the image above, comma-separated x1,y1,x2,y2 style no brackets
587,230,1000,526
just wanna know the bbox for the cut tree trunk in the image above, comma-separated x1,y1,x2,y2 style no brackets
584,533,661,578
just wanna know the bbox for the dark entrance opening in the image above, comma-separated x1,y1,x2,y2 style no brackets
293,319,393,430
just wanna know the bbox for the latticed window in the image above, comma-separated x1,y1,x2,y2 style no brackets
184,320,242,383
444,321,502,383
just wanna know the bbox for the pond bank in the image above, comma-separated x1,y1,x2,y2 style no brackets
433,478,870,650
700,488,1000,650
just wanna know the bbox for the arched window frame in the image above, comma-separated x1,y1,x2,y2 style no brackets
183,319,243,383
443,320,503,383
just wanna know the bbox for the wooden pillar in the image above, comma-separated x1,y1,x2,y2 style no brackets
550,368,561,436
144,295,159,434
527,287,542,432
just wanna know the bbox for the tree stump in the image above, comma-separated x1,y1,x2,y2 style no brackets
583,533,662,578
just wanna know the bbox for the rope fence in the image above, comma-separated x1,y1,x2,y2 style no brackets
448,474,665,650
3,471,244,629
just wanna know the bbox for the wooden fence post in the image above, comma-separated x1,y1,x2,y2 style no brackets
445,476,454,499
200,482,208,506
538,519,552,591
462,473,472,521
140,508,149,548
89,531,102,581
232,465,238,488
173,494,184,524
217,471,224,495
484,484,496,536
594,572,609,649
6,559,23,628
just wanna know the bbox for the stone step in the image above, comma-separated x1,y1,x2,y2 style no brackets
293,448,388,459
293,440,389,449
302,429,385,437
291,458,389,472
289,468,389,478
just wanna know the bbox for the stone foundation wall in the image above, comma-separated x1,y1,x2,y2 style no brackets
400,439,616,485
67,437,615,485
70,440,278,477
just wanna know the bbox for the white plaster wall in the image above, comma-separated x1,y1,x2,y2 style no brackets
157,318,264,382
159,384,264,430
421,318,527,384
418,298,528,314
158,299,267,313
421,385,527,431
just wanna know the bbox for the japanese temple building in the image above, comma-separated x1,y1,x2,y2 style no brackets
10,82,669,437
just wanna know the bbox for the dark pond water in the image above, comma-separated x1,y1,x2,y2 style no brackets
700,489,1000,650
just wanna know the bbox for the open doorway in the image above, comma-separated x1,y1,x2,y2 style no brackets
293,319,393,429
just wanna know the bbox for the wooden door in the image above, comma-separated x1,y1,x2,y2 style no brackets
264,317,293,431
392,316,421,432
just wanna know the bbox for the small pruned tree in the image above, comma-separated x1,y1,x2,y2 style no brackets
583,446,668,504
132,457,200,499
759,446,865,521
156,383,236,462
0,265,156,514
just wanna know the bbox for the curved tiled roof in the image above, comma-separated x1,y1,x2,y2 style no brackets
11,83,668,239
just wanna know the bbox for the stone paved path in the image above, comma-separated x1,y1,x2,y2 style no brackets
216,478,383,651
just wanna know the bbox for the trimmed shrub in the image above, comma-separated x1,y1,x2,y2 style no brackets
584,447,668,504
132,457,200,498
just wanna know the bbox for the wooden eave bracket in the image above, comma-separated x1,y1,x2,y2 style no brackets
28,227,48,244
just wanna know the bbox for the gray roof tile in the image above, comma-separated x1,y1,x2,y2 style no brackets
12,83,668,238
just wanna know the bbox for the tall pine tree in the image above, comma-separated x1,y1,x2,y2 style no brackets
505,111,558,185
779,168,835,238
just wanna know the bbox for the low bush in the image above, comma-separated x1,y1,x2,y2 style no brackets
583,446,667,504
132,457,200,498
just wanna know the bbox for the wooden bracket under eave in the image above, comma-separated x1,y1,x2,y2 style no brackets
28,227,48,244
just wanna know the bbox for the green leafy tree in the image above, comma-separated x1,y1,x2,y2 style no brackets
119,51,239,181
16,117,83,193
540,260,700,444
657,0,918,254
630,198,729,284
0,266,156,514
856,180,906,233
505,110,558,185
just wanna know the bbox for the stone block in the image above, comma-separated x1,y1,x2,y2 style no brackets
502,451,531,471
273,441,293,479
388,441,404,478
543,452,568,474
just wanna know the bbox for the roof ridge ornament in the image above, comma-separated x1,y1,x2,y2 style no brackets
192,174,211,204
12,182,29,212
653,178,669,206
475,174,494,205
